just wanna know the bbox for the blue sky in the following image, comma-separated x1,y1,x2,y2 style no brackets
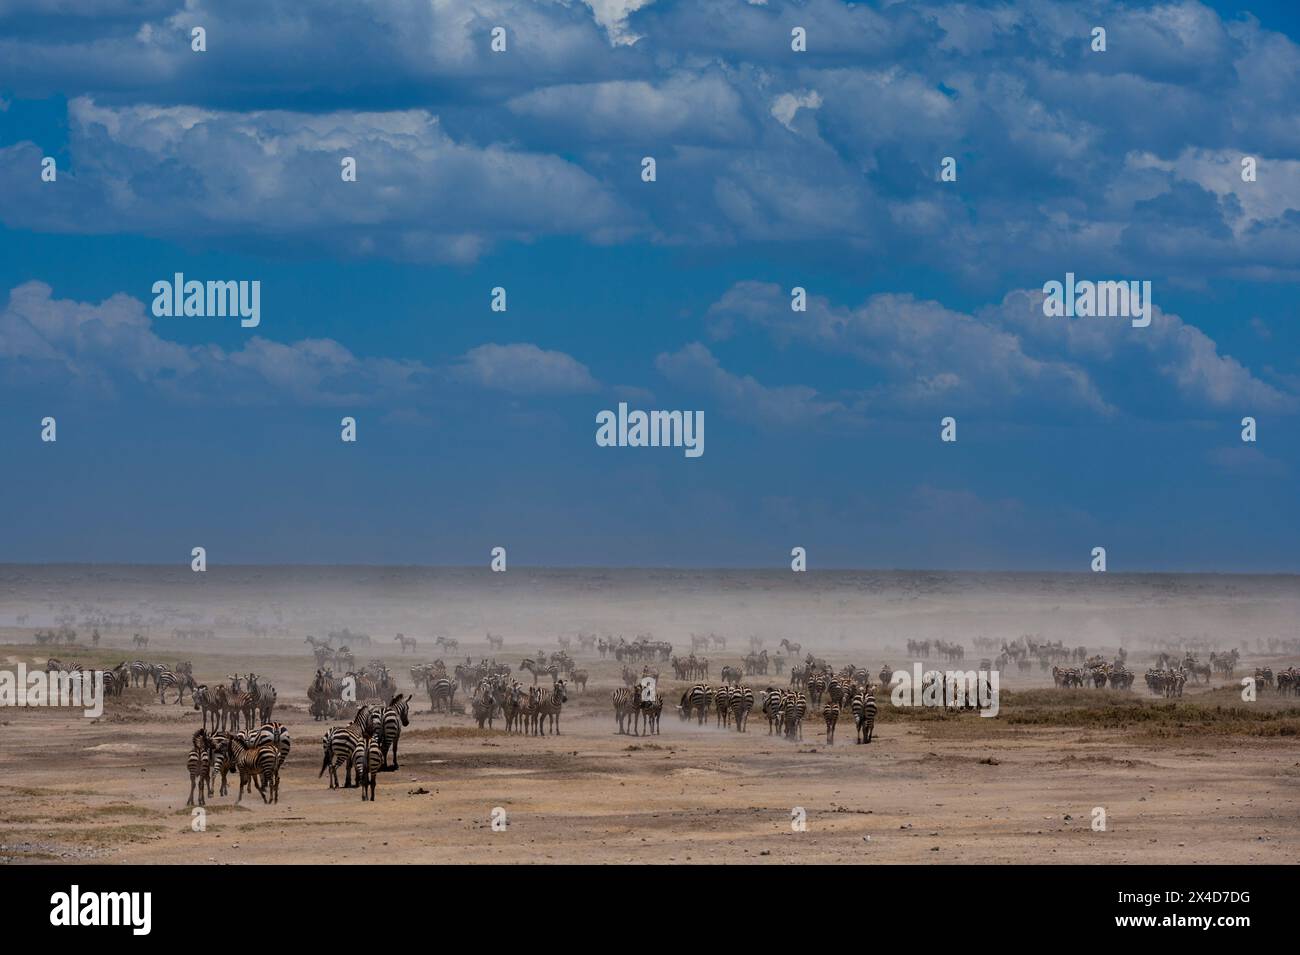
1,0,1297,571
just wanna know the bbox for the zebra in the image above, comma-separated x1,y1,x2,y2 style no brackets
427,677,455,714
612,688,635,734
355,730,383,801
186,728,211,807
761,687,786,735
394,634,417,653
853,690,877,744
647,693,664,734
535,680,568,736
372,694,411,769
208,731,235,797
572,669,589,693
229,732,279,804
714,684,733,728
807,674,827,706
501,682,526,734
157,669,194,705
678,683,711,725
823,701,840,744
249,722,292,775
780,691,806,740
319,726,362,789
471,681,505,729
730,685,755,732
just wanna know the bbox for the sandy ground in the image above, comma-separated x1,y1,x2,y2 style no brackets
2,637,1297,865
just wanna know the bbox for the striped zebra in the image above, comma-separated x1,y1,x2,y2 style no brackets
502,682,526,734
229,732,279,804
535,680,568,736
471,680,504,729
645,693,664,735
256,683,277,724
760,687,787,735
678,683,711,725
781,692,807,741
427,677,455,714
852,689,877,744
186,728,211,807
208,731,235,797
249,722,292,774
807,674,827,706
371,694,411,769
713,684,733,728
157,668,194,705
730,685,755,732
319,725,362,789
823,701,840,744
612,687,636,734
354,730,383,801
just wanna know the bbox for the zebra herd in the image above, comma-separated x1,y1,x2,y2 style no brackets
306,662,396,720
612,683,665,735
193,673,278,730
456,673,571,735
1052,660,1137,690
318,695,411,800
659,679,878,744
186,721,290,806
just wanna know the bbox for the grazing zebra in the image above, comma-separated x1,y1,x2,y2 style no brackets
186,728,211,806
678,683,711,725
823,701,840,744
354,730,383,801
853,690,877,744
535,680,568,736
427,677,455,714
319,726,362,789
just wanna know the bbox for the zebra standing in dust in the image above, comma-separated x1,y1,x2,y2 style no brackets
186,728,211,807
761,687,787,735
730,685,755,732
852,688,877,743
319,725,363,789
354,729,383,801
371,694,411,769
427,677,455,714
229,732,279,804
535,680,569,736
677,683,711,725
612,687,636,734
823,701,840,744
781,691,807,740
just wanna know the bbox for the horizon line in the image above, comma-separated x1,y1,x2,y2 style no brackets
0,560,1297,578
